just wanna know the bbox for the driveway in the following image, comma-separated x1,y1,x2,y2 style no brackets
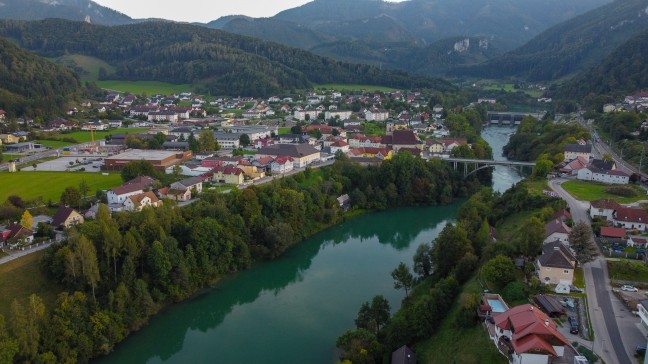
549,179,641,364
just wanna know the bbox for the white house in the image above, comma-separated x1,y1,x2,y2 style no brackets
170,177,204,196
294,109,319,121
330,140,350,154
325,110,353,120
589,199,622,221
365,108,389,122
577,167,630,185
270,156,294,174
544,219,571,244
563,144,592,162
123,192,162,212
614,207,648,232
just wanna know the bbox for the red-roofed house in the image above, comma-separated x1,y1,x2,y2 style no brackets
330,140,350,154
381,130,423,152
271,156,294,174
439,138,468,153
600,227,627,239
1,223,34,246
348,134,382,148
490,304,571,364
628,236,648,248
213,165,244,185
614,207,648,232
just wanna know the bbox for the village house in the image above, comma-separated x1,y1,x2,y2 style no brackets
577,167,629,185
107,176,158,207
563,144,592,162
536,240,577,285
0,134,20,144
628,236,648,248
365,108,389,121
558,157,588,176
324,110,353,120
490,304,571,364
349,147,393,160
589,199,622,221
257,144,321,168
158,187,192,202
170,177,204,197
348,134,383,149
614,207,648,232
381,130,423,152
439,138,469,153
148,110,179,123
214,132,242,149
0,223,34,246
271,156,294,174
330,140,350,154
600,226,627,240
544,219,571,244
51,207,85,230
123,192,162,212
294,109,319,121
211,165,245,185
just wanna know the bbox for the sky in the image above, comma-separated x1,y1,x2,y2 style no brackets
93,0,406,23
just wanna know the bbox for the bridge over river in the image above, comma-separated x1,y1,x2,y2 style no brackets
486,111,546,125
445,157,536,177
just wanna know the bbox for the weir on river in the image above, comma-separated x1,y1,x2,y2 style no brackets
97,126,523,364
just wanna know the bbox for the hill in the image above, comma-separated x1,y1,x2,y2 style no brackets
454,0,648,81
0,36,80,118
0,0,134,25
209,0,608,78
0,19,454,97
558,27,648,101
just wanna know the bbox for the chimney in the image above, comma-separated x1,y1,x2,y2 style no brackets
544,319,549,326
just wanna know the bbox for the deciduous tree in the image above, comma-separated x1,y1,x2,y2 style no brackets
20,210,32,229
391,262,415,297
482,255,515,289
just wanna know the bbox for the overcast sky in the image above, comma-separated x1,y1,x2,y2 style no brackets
93,0,316,23
93,0,406,23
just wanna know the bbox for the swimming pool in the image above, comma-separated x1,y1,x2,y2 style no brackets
488,299,508,313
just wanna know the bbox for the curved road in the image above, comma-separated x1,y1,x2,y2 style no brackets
549,179,634,364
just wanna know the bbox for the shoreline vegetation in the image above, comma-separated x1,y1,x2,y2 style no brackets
0,152,477,363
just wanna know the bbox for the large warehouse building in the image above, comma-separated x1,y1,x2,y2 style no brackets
104,149,192,171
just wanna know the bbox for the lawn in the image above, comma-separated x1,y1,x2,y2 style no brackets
416,277,506,364
607,260,648,282
2,154,22,162
522,178,549,196
561,180,647,203
495,210,534,243
278,128,291,135
64,128,148,143
95,80,192,96
35,140,73,148
573,267,585,288
0,250,64,317
52,54,115,82
315,84,398,92
0,171,123,202
482,83,543,98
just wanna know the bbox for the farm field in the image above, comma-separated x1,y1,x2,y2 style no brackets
64,128,149,143
95,80,192,95
314,84,398,92
0,171,122,202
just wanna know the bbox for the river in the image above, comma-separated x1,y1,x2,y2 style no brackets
481,125,524,193
98,127,522,364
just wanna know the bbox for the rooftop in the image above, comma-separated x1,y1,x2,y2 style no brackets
106,149,182,161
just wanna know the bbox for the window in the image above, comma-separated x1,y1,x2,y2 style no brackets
564,270,570,274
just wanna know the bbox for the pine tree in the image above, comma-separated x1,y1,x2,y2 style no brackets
569,221,598,264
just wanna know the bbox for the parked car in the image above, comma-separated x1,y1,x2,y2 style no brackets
636,344,647,355
622,285,639,292
568,316,579,335
569,285,584,293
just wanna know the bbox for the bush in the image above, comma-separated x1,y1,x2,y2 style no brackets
604,185,638,197
502,281,527,303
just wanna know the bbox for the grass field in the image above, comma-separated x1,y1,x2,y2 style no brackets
0,171,123,202
314,84,398,92
607,260,648,282
0,250,64,317
481,83,543,98
95,80,192,96
278,128,291,135
64,128,149,143
416,277,506,364
521,178,549,195
2,154,22,162
35,140,73,148
52,54,115,82
561,180,647,203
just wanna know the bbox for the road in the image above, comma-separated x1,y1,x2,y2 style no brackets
549,179,640,364
583,120,647,180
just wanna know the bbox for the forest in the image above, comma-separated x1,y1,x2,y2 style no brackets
0,37,80,118
0,19,455,97
0,153,477,363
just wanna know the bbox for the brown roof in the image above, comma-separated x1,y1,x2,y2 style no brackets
258,144,320,158
538,241,576,269
128,191,160,207
590,199,622,211
615,207,648,223
545,219,571,237
51,207,77,228
110,183,147,196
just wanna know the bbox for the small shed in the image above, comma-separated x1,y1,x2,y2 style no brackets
391,345,416,364
534,294,565,317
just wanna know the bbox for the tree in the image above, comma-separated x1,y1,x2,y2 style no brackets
482,255,515,289
76,235,100,300
239,133,251,147
533,159,553,178
290,125,302,134
0,314,18,364
336,328,381,364
412,243,433,278
391,262,415,297
188,132,199,153
355,295,390,335
20,210,32,229
120,160,160,182
60,186,82,209
569,221,598,264
79,179,90,198
198,129,217,152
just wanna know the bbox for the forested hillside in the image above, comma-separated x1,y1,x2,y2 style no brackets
558,27,648,101
0,19,454,96
0,37,80,118
454,0,648,81
0,0,134,25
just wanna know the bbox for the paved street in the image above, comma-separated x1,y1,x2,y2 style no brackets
549,179,642,364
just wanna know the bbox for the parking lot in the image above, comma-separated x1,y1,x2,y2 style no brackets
21,157,104,172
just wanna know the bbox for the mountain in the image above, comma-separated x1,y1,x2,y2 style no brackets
207,0,608,78
0,36,80,118
0,19,455,97
558,27,648,101
454,0,648,81
0,0,135,25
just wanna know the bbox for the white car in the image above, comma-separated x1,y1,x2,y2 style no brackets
622,285,639,292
